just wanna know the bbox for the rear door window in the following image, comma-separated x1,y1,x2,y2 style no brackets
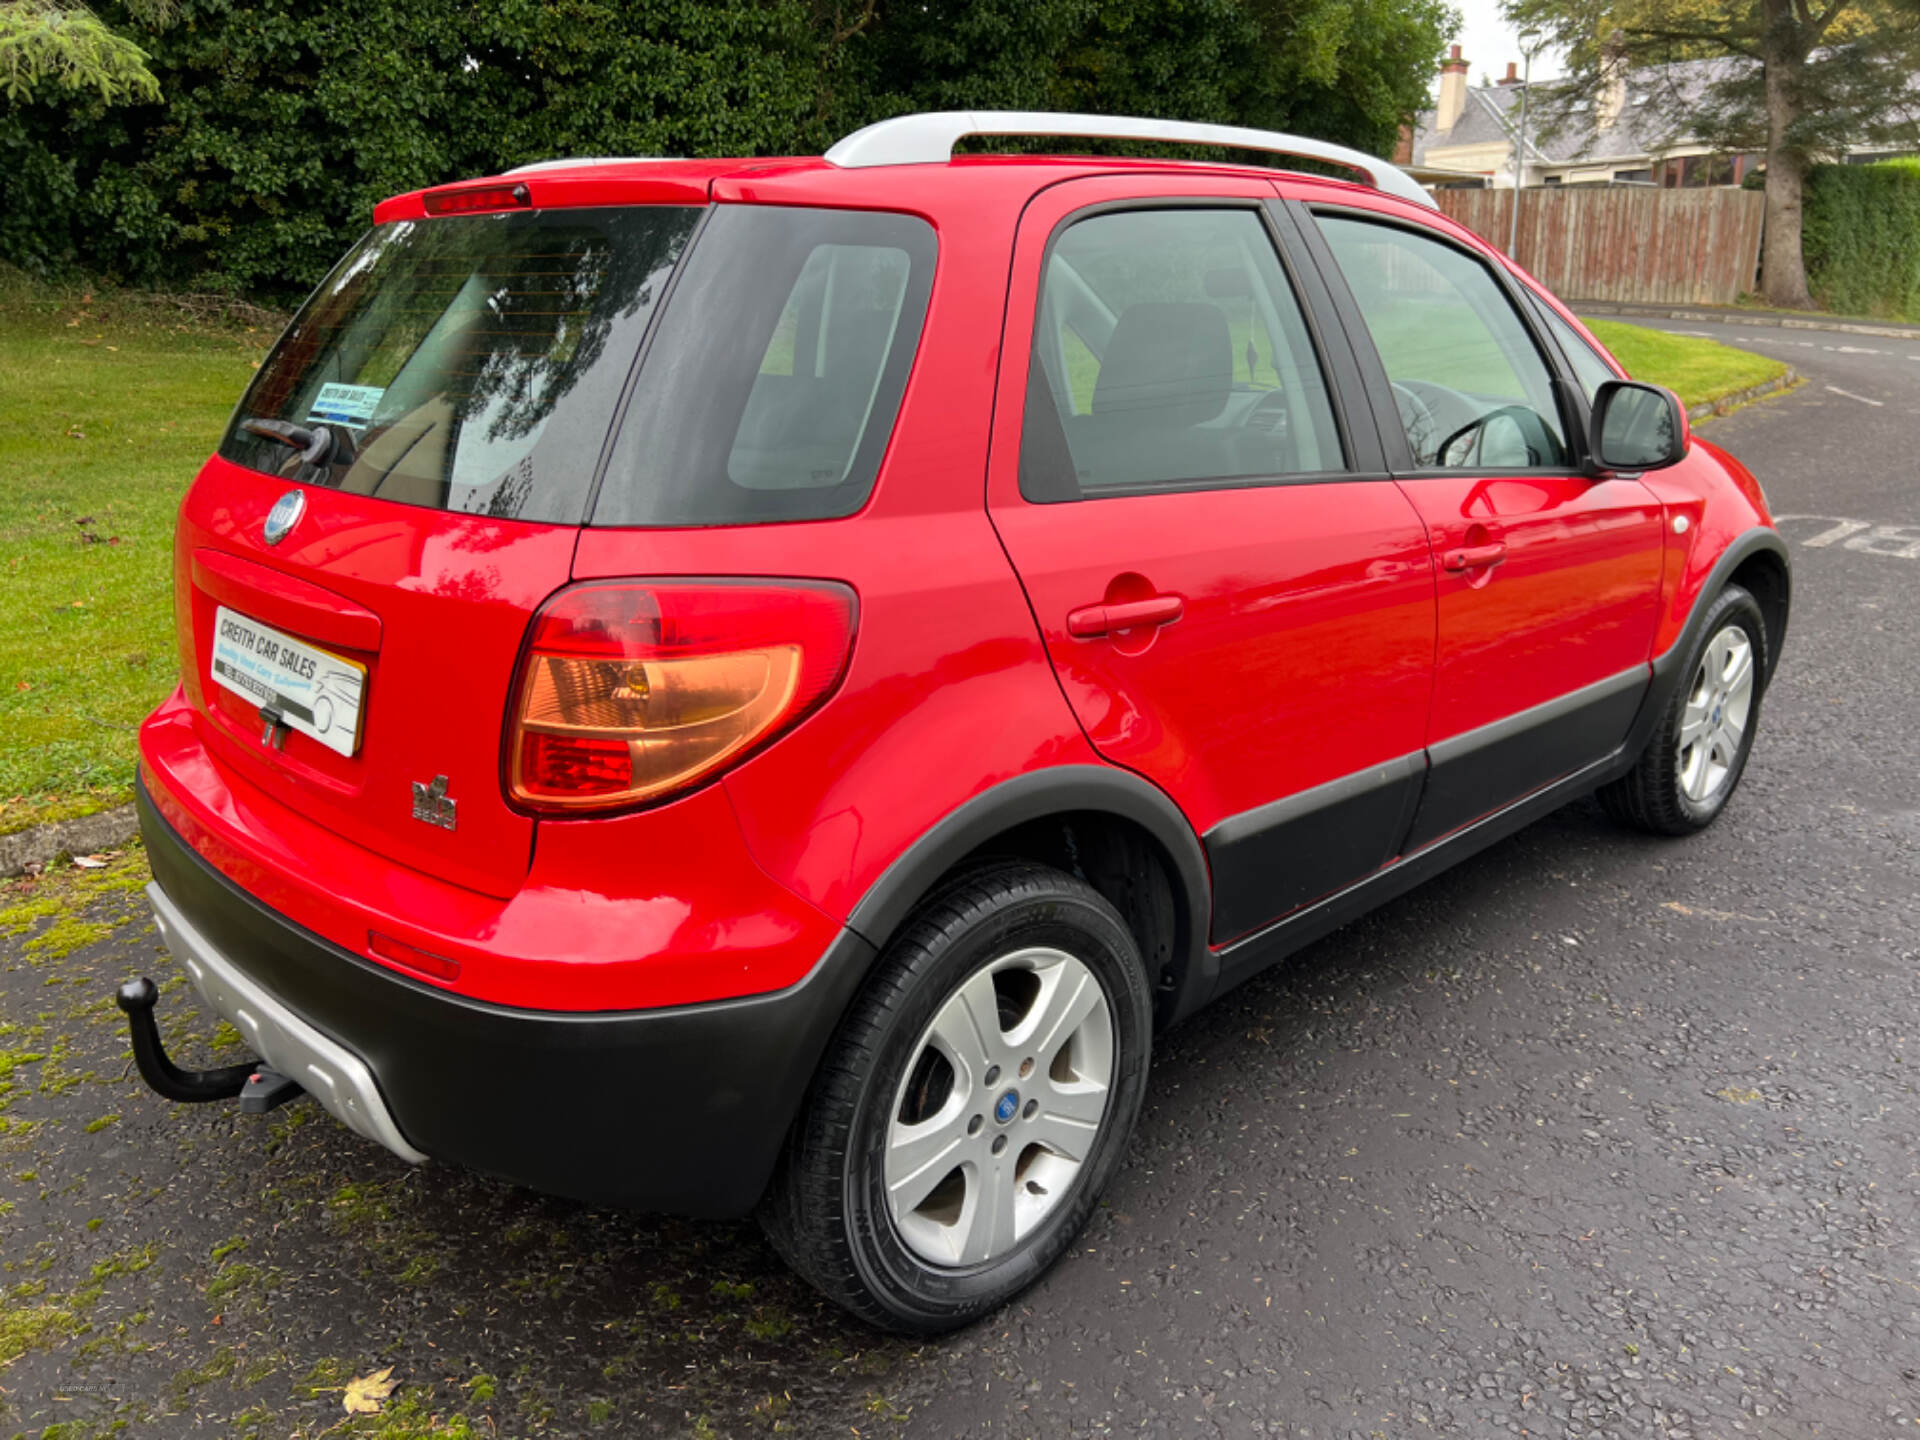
219,207,700,523
1020,207,1344,502
593,205,937,527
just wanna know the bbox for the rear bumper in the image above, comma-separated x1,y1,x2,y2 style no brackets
146,876,425,1162
139,779,876,1215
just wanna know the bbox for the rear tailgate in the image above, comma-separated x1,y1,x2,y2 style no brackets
173,199,704,897
176,465,575,898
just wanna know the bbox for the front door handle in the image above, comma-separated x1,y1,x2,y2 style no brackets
1443,542,1508,572
1067,594,1185,638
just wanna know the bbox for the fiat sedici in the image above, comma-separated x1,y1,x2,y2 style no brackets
122,112,1789,1332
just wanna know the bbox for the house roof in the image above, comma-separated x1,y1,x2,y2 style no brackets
1411,57,1746,168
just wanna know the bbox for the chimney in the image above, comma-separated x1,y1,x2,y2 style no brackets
1392,122,1414,165
1437,44,1469,131
1497,62,1521,85
1598,29,1628,129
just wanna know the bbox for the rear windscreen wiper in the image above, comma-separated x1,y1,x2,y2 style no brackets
240,417,354,469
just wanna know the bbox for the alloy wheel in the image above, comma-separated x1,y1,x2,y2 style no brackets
882,946,1114,1268
1677,622,1755,803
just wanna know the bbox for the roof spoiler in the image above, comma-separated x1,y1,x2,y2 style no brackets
824,110,1436,210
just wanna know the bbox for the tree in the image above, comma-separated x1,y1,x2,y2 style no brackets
0,0,167,104
1502,0,1920,307
1,0,1458,300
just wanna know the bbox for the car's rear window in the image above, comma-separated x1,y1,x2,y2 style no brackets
218,206,700,524
591,204,937,527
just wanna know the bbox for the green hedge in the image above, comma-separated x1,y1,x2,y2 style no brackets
1803,158,1920,321
0,0,1452,305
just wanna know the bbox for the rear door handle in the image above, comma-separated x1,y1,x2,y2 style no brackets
1442,542,1508,572
1066,594,1185,638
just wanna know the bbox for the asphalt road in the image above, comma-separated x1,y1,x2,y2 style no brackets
2,318,1917,1439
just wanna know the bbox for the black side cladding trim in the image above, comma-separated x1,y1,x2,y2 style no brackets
1406,664,1648,850
136,776,875,1217
1204,752,1424,943
845,765,1214,1019
1211,746,1623,997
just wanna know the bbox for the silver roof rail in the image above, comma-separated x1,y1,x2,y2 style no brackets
824,110,1435,210
500,156,682,175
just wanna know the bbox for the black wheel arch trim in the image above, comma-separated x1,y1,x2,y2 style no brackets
844,764,1215,1023
1635,525,1790,748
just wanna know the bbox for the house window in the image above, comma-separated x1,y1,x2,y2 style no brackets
1612,168,1653,185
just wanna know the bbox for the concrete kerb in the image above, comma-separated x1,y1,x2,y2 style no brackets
1578,301,1920,342
1,804,139,878
1684,366,1801,424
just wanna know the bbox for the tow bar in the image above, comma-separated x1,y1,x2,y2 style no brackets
115,976,303,1113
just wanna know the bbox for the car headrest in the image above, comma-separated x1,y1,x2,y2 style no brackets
1092,302,1232,429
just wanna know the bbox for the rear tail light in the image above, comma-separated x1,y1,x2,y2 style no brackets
506,580,856,813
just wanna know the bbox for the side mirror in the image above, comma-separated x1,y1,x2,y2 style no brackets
1590,380,1688,473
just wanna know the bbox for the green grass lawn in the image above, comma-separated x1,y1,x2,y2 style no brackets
0,274,267,836
1581,317,1787,408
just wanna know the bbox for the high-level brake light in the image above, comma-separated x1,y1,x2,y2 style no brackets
422,183,532,216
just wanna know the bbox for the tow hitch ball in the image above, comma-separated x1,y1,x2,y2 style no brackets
114,977,302,1113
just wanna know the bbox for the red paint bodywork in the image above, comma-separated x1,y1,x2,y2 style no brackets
986,175,1438,837
1392,473,1666,740
140,151,1776,1019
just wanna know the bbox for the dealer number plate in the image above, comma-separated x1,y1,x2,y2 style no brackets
209,606,366,757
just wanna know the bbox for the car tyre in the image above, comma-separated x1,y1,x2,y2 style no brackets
1599,583,1768,836
759,860,1152,1333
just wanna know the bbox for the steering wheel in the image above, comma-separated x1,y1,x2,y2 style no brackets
1435,405,1560,469
1390,383,1440,464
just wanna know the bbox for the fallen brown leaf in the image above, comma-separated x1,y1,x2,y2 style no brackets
343,1367,398,1416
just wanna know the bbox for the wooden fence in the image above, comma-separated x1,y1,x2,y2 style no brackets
1433,186,1765,306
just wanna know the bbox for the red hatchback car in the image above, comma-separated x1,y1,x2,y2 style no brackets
123,112,1790,1332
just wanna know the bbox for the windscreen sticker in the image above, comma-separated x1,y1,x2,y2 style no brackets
307,382,385,431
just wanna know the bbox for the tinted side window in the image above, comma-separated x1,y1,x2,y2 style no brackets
1020,208,1343,502
1533,298,1621,401
1318,215,1569,471
595,205,936,527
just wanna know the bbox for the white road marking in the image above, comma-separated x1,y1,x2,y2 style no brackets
1824,385,1885,407
1779,516,1873,547
1775,515,1920,559
1835,345,1887,355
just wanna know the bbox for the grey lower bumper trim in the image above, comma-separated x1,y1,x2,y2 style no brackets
144,880,426,1164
